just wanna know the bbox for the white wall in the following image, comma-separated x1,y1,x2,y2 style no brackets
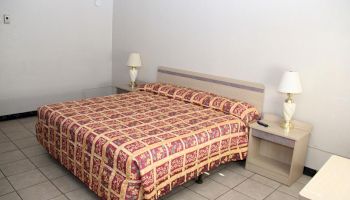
113,0,350,169
0,0,114,115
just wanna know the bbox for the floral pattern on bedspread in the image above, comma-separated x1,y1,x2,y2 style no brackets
36,89,256,200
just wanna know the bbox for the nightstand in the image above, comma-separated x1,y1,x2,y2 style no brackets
245,113,312,186
114,81,147,94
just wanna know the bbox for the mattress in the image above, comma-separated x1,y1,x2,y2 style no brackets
36,83,259,200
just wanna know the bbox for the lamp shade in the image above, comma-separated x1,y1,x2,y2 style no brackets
278,71,303,94
127,53,142,67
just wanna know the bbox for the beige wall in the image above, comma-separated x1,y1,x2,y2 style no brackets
0,0,114,115
113,0,350,169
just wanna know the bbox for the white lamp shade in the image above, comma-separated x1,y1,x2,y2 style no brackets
127,53,142,67
278,71,303,94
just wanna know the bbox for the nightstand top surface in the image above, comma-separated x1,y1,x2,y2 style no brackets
250,113,312,141
114,81,148,92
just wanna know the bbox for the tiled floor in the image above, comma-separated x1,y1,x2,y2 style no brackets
0,117,312,200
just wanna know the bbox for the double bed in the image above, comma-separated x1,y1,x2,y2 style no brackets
36,67,265,200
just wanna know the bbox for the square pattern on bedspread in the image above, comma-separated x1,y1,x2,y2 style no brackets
36,91,250,200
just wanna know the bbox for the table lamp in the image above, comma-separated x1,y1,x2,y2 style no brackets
127,53,142,88
278,71,303,129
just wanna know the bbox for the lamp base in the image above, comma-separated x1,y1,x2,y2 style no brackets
280,120,294,129
129,67,138,89
129,81,137,88
281,93,296,130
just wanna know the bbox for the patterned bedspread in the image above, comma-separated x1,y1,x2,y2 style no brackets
36,83,259,200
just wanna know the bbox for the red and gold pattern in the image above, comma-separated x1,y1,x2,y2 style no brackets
36,84,259,200
138,83,259,124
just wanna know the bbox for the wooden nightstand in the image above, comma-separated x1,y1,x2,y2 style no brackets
114,81,147,94
245,113,312,186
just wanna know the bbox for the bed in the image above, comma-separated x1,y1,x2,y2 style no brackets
36,66,265,200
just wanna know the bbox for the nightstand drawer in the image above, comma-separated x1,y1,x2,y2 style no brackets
251,129,295,148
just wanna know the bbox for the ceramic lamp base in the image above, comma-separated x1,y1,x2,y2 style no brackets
281,94,296,130
129,81,137,88
129,67,138,89
281,120,294,129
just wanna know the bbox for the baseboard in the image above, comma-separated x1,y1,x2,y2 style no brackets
303,166,317,177
0,111,37,121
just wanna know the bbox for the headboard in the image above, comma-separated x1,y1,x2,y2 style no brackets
157,66,265,113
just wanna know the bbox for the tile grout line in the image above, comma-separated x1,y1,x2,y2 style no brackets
181,162,302,200
16,117,99,199
1,119,64,200
0,154,34,168
2,118,304,200
207,164,296,200
18,117,81,200
273,177,307,200
17,118,37,136
208,165,256,200
262,186,279,200
2,118,36,145
185,187,210,200
0,141,18,154
0,135,39,156
230,175,277,200
160,185,186,199
212,187,234,200
230,167,303,200
19,141,64,199
261,180,304,200
207,165,251,200
212,179,252,200
183,164,238,200
0,129,25,200
0,169,24,200
243,176,278,200
272,187,300,199
183,164,232,200
0,128,25,200
183,163,255,200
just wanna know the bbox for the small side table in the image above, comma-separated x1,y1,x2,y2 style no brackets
299,155,350,200
114,81,147,94
246,114,312,186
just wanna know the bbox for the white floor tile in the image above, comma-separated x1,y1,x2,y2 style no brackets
234,179,274,200
216,190,254,200
277,182,305,198
188,178,230,200
249,174,280,189
65,188,99,200
209,169,247,188
52,175,83,193
0,150,25,165
17,181,61,200
0,159,36,176
0,178,14,196
0,192,22,200
226,163,254,177
0,142,17,154
167,188,207,200
297,175,312,185
8,169,47,190
265,190,297,200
